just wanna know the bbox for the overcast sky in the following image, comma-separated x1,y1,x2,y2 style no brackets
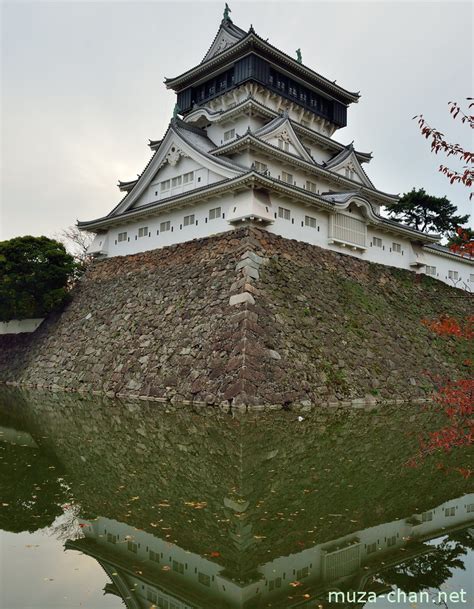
1,0,472,241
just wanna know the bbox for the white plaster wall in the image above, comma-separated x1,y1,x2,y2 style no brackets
423,250,474,289
207,115,251,147
134,157,219,208
105,195,235,257
94,193,473,290
0,318,44,334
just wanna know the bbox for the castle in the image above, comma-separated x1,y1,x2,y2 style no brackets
78,8,473,289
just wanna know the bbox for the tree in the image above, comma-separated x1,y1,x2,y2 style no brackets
385,188,469,237
55,225,94,268
447,226,474,258
414,100,473,196
0,236,76,322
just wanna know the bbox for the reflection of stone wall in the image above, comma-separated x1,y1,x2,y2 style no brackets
1,388,471,578
0,228,470,407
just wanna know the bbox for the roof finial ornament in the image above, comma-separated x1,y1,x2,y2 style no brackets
296,48,302,64
173,103,180,120
223,3,232,22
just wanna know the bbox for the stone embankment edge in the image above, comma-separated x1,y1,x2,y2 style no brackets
1,227,436,412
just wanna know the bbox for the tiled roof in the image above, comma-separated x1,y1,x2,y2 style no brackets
165,27,359,104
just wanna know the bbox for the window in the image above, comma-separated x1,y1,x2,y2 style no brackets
345,167,355,180
278,138,290,152
183,171,194,184
138,226,148,238
444,507,455,517
160,221,171,232
161,180,170,191
127,541,138,553
306,180,317,193
106,533,117,544
332,214,366,248
268,577,282,591
296,566,309,579
149,550,160,562
448,270,459,280
422,511,433,522
305,215,317,228
147,589,158,603
278,207,291,221
373,237,382,247
367,543,377,554
224,128,235,141
281,171,293,184
198,572,211,587
184,214,195,226
118,232,127,242
392,242,401,253
426,265,437,276
172,560,184,574
171,175,182,188
387,536,397,547
467,503,474,513
254,161,268,172
209,207,221,220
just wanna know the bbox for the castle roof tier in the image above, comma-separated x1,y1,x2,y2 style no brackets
78,7,473,290
165,18,359,130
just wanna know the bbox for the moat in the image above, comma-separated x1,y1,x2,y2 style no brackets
0,388,472,608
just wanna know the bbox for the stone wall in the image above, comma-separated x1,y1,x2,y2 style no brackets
0,227,471,409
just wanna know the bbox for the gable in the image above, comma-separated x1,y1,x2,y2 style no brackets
110,127,243,218
258,120,314,163
201,22,246,63
325,149,374,188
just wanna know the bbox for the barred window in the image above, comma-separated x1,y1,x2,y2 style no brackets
254,161,268,172
117,232,127,242
161,180,170,191
198,572,211,587
209,207,221,220
171,175,182,188
138,226,148,238
373,237,382,247
160,221,171,232
224,128,235,141
305,215,317,228
281,171,293,184
392,242,401,252
306,180,317,193
183,171,194,184
426,265,437,276
332,213,366,248
184,214,195,226
278,207,291,220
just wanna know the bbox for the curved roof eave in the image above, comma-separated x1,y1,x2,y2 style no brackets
78,172,434,245
211,134,396,204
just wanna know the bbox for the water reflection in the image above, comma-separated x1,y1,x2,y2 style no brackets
0,388,472,608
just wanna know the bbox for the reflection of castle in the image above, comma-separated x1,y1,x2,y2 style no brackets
67,494,474,609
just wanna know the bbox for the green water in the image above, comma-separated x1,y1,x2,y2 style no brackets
0,388,472,609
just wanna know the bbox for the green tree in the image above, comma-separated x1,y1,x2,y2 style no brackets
385,188,469,237
0,236,76,322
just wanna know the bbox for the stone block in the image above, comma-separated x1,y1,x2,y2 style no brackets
229,292,255,306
